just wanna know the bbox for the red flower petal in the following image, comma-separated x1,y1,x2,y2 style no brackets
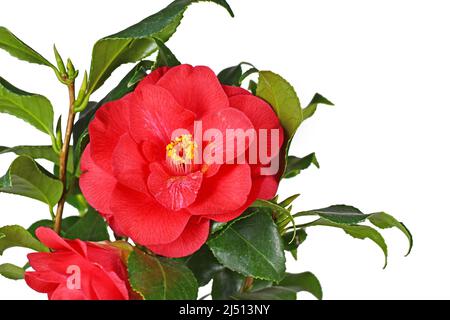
110,185,191,245
50,285,88,300
157,65,229,117
112,133,149,193
88,94,132,173
129,84,195,145
147,217,210,258
188,164,252,216
229,94,284,162
222,85,251,97
136,66,170,88
80,145,117,214
147,162,203,211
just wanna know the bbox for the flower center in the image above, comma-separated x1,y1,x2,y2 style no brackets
166,134,198,174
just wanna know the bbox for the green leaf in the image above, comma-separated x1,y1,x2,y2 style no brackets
0,27,54,68
297,205,371,224
185,245,224,286
309,218,388,268
283,228,307,259
208,211,286,282
368,212,413,256
0,156,63,207
64,209,109,241
0,225,48,255
279,272,323,300
251,199,296,233
284,153,320,179
303,93,334,121
153,38,181,69
0,145,73,173
0,77,54,136
212,269,245,300
128,249,198,300
88,0,233,94
233,286,297,300
0,263,25,280
28,216,80,239
218,64,243,86
256,71,303,140
278,194,300,208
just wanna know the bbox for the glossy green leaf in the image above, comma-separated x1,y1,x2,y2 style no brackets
283,228,307,259
208,211,286,282
0,156,63,207
368,212,413,256
279,272,322,300
88,0,233,94
303,93,334,121
0,225,48,255
153,38,180,69
0,145,73,173
0,77,54,136
309,218,388,268
284,153,320,179
0,27,54,68
185,245,224,286
0,263,25,280
218,64,243,86
297,205,370,224
256,71,303,139
212,269,245,300
128,249,198,300
64,209,109,241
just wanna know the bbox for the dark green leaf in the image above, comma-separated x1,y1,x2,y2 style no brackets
208,211,286,282
303,93,334,121
298,205,370,224
153,38,180,69
64,209,109,241
0,27,54,68
368,212,413,256
279,272,322,299
308,218,388,268
0,77,54,136
186,245,224,286
0,263,25,280
128,249,198,300
88,0,233,94
256,71,303,140
0,156,63,207
283,228,307,259
212,269,245,300
0,225,48,255
248,80,257,95
218,64,243,86
284,153,320,179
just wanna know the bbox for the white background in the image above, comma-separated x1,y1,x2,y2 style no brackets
0,0,449,300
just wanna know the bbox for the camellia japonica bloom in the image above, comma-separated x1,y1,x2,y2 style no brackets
25,227,129,300
80,64,284,257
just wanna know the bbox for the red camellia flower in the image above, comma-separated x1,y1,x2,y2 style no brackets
25,227,129,300
80,64,284,258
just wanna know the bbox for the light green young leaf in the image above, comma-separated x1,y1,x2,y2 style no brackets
0,225,49,255
303,93,334,121
0,156,63,207
88,0,233,94
284,153,320,179
0,77,54,136
0,263,25,280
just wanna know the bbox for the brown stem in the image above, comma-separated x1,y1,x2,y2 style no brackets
54,83,76,234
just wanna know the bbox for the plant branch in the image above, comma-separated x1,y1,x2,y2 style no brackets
54,83,76,234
